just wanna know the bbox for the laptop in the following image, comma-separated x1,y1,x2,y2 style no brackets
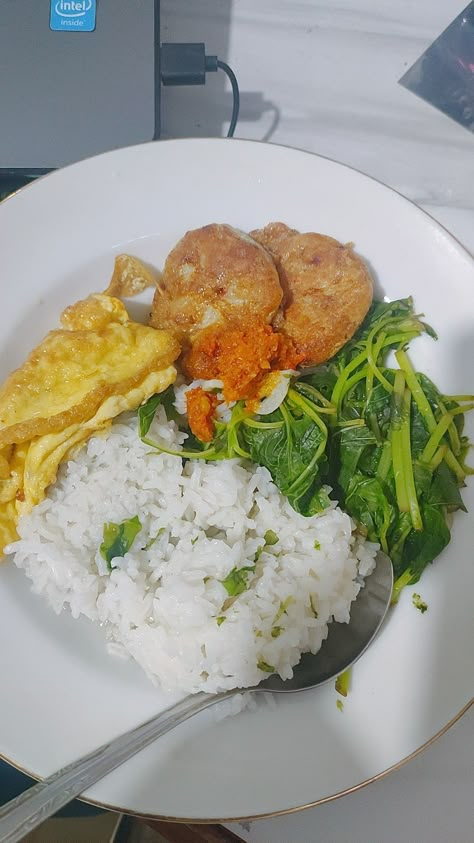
0,0,160,174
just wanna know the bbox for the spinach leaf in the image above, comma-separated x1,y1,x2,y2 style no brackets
344,474,395,550
428,462,467,512
242,411,319,493
289,478,331,517
410,400,431,458
100,515,142,571
138,394,162,438
364,380,393,435
399,503,451,583
138,386,180,437
358,442,385,477
241,397,328,515
338,424,377,490
412,461,432,501
299,364,338,402
415,373,445,417
221,564,256,597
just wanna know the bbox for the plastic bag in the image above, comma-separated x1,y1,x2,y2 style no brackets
400,3,474,133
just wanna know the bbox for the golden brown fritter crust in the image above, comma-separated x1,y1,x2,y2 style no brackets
249,221,299,253
149,224,283,343
250,222,373,365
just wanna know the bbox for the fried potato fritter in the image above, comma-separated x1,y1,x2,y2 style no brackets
249,221,299,253
250,223,373,365
149,224,283,343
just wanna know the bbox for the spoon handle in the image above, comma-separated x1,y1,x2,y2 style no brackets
0,690,231,843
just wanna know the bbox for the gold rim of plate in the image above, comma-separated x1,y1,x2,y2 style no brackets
1,698,472,824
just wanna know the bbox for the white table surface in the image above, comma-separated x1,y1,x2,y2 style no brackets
161,1,474,840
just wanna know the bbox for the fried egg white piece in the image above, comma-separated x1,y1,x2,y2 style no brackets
60,293,129,330
0,444,27,552
0,366,177,554
20,366,176,513
0,294,180,555
0,295,180,447
105,255,159,299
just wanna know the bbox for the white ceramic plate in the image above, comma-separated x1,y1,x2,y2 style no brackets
0,139,473,822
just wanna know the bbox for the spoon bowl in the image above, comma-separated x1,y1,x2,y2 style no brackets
0,551,393,843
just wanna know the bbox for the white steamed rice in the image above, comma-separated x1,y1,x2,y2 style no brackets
7,408,377,694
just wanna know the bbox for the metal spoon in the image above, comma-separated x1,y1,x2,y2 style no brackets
0,551,392,843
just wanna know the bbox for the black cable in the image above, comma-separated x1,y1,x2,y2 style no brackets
161,44,240,138
216,59,240,138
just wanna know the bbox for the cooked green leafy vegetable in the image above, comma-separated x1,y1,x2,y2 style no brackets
239,387,332,516
335,668,351,697
143,526,165,550
139,386,180,438
255,544,266,562
254,531,280,563
221,564,256,597
274,596,293,622
139,388,332,514
138,298,473,601
310,596,318,618
412,593,428,613
257,659,275,673
100,515,142,571
303,298,473,601
139,394,163,438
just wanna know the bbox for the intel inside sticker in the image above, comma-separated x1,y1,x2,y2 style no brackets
50,0,97,32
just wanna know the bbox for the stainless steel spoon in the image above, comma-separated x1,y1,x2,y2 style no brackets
0,551,392,843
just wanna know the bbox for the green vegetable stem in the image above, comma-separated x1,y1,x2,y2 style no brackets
303,298,472,601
